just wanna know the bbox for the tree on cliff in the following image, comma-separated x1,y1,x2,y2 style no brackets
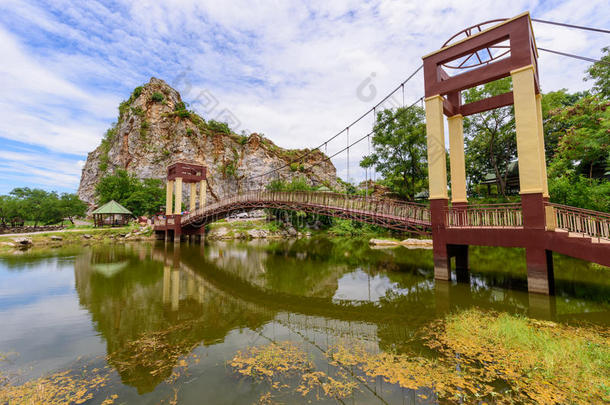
95,170,164,216
360,106,427,200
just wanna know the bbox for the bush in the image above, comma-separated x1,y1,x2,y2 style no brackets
549,175,610,212
151,92,164,102
118,100,130,117
208,120,231,134
132,86,143,99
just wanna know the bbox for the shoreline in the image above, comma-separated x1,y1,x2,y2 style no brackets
0,219,434,255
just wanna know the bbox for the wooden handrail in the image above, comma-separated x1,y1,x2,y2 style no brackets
181,190,431,225
546,202,610,240
446,203,522,228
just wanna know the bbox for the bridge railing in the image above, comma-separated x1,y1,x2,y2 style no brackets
182,190,431,225
445,203,523,228
546,202,610,240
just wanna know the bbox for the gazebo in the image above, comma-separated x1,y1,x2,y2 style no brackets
91,200,133,227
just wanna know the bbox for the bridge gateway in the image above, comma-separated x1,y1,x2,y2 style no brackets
155,12,609,296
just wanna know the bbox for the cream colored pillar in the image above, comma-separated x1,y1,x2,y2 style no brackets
162,265,170,304
424,95,448,199
165,180,174,215
174,177,183,214
535,94,549,197
189,183,197,212
511,65,544,194
171,269,180,311
448,114,467,203
199,180,207,209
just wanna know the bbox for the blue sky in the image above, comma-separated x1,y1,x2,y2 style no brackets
0,0,608,194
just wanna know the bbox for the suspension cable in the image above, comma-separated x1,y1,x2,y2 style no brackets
346,127,350,183
247,64,423,181
538,47,610,66
531,18,610,34
303,97,423,173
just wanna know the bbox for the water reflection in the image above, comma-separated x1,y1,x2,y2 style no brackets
1,238,608,403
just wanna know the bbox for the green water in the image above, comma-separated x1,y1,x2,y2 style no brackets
0,237,608,404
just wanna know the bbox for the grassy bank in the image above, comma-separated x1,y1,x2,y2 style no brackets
0,224,154,255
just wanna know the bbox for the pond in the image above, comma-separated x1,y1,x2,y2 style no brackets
0,238,608,404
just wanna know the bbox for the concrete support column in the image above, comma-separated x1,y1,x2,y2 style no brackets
189,183,197,212
535,94,549,198
199,180,207,209
166,180,174,215
525,248,555,295
425,95,450,281
512,65,554,295
449,244,470,283
448,114,467,204
424,95,448,200
174,177,183,215
511,65,544,195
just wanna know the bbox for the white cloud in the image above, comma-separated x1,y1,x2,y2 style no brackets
0,0,608,191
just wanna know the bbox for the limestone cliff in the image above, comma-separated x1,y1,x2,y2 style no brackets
78,78,339,206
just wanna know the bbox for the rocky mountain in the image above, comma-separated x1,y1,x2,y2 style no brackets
78,78,339,206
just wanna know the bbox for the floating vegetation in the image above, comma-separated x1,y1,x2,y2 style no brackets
230,341,359,401
0,365,115,405
230,310,610,404
425,308,610,404
231,341,313,381
107,320,201,389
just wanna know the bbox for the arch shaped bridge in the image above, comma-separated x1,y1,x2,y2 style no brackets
154,190,432,235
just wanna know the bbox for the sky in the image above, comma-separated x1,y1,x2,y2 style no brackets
0,0,608,194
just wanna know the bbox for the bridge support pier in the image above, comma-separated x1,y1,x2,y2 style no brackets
449,244,469,283
526,248,554,295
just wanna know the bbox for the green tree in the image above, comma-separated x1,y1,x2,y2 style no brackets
0,195,19,225
95,170,164,216
541,89,586,161
548,96,609,179
463,77,516,197
585,47,610,98
360,106,427,200
7,188,63,225
60,193,88,224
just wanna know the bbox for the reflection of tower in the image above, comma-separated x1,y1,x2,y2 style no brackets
163,266,170,304
528,293,556,320
171,268,180,311
160,244,184,311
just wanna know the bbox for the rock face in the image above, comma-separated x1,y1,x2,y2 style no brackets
78,78,339,206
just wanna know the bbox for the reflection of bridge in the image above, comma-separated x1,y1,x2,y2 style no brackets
154,13,610,296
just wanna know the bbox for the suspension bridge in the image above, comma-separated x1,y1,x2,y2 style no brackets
154,12,610,295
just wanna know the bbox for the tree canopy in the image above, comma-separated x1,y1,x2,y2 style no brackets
95,170,165,217
0,188,87,226
360,106,427,200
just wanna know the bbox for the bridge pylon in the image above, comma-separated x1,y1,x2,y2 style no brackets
423,12,554,294
156,161,207,243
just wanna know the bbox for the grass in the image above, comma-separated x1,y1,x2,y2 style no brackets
0,226,146,255
428,308,610,403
